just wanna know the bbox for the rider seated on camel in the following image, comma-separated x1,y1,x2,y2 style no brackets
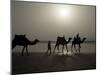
76,33,81,42
76,33,81,48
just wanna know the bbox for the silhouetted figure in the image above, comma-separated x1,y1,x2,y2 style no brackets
71,34,86,54
53,36,72,54
46,41,52,55
12,35,39,56
76,33,81,42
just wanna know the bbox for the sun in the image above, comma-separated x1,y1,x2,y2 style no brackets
58,6,70,18
59,8,67,17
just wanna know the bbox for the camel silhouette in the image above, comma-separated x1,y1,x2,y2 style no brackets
71,34,86,54
53,36,72,54
12,35,39,56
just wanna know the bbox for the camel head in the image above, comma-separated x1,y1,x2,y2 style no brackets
30,39,39,45
68,37,72,40
34,39,40,43
81,37,86,43
67,37,72,43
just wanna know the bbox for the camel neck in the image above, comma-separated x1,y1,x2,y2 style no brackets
81,39,85,43
29,40,37,45
67,39,71,43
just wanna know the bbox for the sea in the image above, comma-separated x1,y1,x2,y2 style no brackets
12,42,96,54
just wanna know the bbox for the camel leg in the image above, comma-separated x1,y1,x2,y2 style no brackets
57,45,60,53
71,44,73,53
65,44,68,53
79,43,81,48
62,45,64,54
79,48,80,54
26,46,29,56
53,44,57,53
78,44,81,54
74,45,77,53
21,46,25,56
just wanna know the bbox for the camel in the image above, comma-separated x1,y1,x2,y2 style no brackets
53,36,72,54
12,35,39,56
71,34,86,54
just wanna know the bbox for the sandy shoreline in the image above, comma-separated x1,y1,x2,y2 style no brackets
12,52,96,74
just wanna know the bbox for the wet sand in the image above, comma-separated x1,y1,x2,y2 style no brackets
12,52,96,74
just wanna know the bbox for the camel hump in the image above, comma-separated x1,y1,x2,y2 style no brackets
57,36,65,39
56,36,66,43
13,34,27,42
15,34,25,38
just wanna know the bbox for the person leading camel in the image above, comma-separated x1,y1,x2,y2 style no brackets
46,40,52,55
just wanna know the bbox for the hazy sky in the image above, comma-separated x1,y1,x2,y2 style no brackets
12,1,96,41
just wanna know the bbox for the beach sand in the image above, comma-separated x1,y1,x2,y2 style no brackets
12,52,96,74
12,43,96,74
